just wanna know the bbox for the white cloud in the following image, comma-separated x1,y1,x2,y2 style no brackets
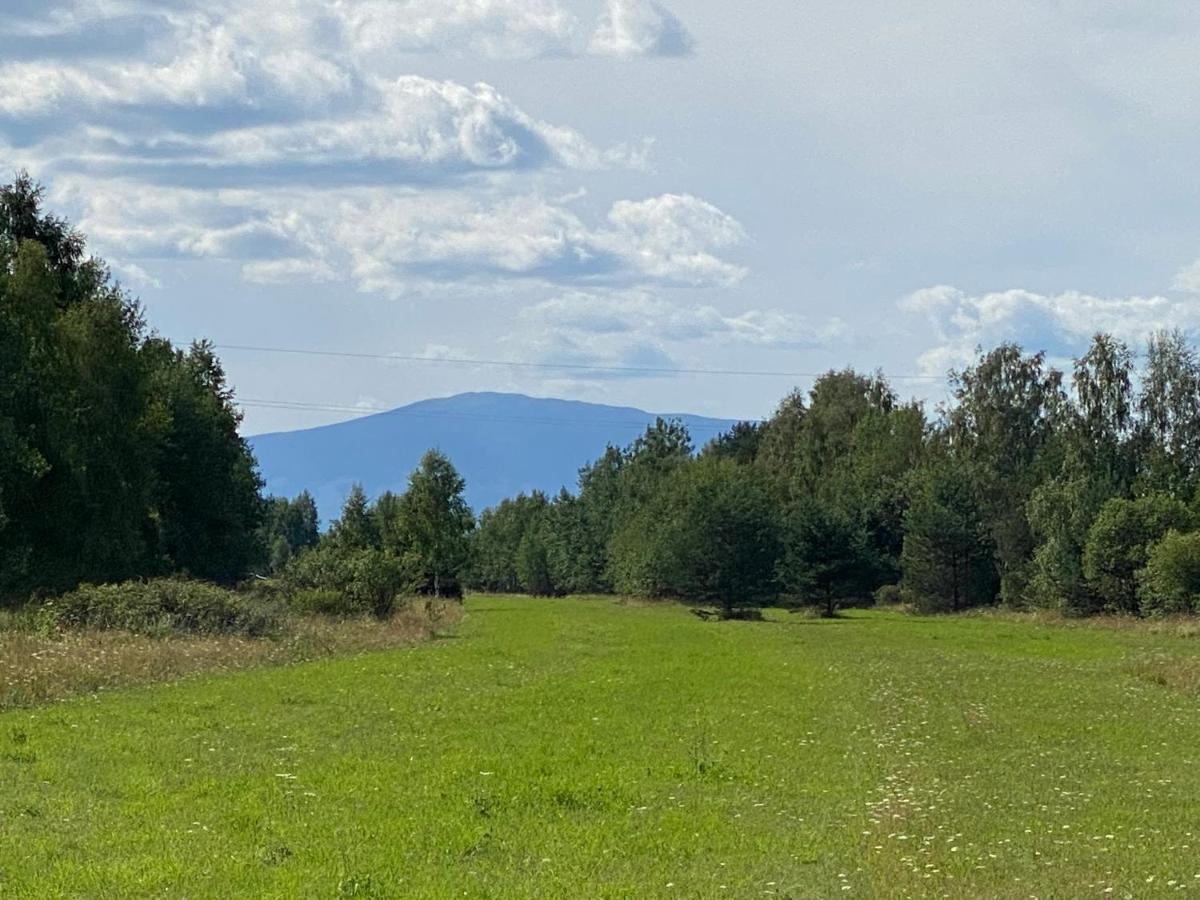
322,190,746,292
337,0,579,60
501,289,841,382
108,259,162,289
1172,260,1200,294
242,258,336,284
52,179,746,294
124,77,619,173
589,0,694,58
901,284,1200,374
594,194,747,286
523,291,838,349
0,18,330,115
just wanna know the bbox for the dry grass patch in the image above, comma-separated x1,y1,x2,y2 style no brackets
1124,653,1200,695
971,607,1200,638
0,601,461,711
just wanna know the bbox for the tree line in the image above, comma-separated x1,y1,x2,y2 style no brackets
468,336,1200,617
8,173,1200,620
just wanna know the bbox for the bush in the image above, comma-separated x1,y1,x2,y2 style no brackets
1137,530,1200,615
281,544,415,618
39,579,286,637
287,588,362,617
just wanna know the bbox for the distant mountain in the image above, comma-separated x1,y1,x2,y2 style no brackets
247,392,740,524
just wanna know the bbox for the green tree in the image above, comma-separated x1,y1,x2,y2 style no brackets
900,458,997,612
947,344,1065,604
397,450,474,597
0,174,265,598
779,498,874,618
610,457,781,612
470,492,550,592
1082,493,1192,614
260,491,320,573
147,341,264,583
754,388,806,483
331,484,377,551
516,526,555,596
702,420,763,465
1137,330,1200,497
1137,530,1200,615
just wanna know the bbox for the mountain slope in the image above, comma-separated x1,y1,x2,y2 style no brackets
247,392,740,523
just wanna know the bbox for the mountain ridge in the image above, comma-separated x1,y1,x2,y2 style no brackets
248,392,741,524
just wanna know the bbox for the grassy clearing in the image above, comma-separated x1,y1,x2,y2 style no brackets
0,603,459,711
3,598,1200,897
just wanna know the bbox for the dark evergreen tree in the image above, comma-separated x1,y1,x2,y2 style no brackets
901,458,997,612
779,498,874,618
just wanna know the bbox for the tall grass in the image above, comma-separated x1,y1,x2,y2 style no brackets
1,601,460,710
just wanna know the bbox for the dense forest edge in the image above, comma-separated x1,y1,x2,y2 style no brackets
6,173,1200,633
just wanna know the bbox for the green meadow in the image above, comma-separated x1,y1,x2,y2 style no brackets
3,597,1200,898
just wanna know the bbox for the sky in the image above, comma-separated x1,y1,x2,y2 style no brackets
4,0,1200,434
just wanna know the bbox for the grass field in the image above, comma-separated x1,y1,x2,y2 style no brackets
3,597,1200,898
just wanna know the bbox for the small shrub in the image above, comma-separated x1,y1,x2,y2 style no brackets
38,579,286,638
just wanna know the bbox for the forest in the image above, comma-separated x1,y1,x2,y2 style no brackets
6,173,1200,621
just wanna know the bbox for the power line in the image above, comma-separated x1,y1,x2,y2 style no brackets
215,343,948,382
238,397,750,431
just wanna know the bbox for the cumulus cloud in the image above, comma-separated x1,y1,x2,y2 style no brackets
325,191,747,291
52,178,746,294
76,77,622,176
0,14,352,116
0,0,693,124
589,0,694,58
594,194,746,286
901,284,1200,375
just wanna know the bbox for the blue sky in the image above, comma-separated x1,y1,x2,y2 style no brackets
5,0,1200,433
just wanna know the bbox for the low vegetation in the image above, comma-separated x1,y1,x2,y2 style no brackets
4,596,1200,897
1,595,458,711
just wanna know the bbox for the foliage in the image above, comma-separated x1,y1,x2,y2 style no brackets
900,458,997,612
279,453,474,611
470,492,550,592
394,450,475,597
1082,493,1192,614
1137,530,1200,615
281,539,414,619
259,492,319,572
0,174,262,602
38,578,285,638
946,344,1065,604
515,526,556,596
779,497,874,617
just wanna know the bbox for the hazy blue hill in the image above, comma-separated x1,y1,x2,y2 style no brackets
247,392,740,523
